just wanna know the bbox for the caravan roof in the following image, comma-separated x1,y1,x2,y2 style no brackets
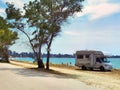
76,50,104,55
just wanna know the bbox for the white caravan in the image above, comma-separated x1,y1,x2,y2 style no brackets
75,50,112,71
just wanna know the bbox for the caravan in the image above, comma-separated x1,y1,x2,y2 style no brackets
75,50,112,71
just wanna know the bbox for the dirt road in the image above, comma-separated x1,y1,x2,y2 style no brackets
0,63,102,90
9,60,120,90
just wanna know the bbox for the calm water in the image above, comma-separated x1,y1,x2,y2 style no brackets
11,57,120,69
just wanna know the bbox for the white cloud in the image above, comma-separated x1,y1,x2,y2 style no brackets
0,8,5,13
54,29,120,54
0,8,5,16
63,31,80,36
76,0,120,20
1,0,120,20
87,3,120,20
4,0,24,10
87,0,108,5
63,29,120,41
62,29,120,52
3,0,34,9
1,0,34,15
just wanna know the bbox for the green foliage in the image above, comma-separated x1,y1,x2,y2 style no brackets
0,16,18,46
0,29,18,45
5,0,84,68
5,2,21,20
0,17,9,30
24,0,84,45
0,16,18,62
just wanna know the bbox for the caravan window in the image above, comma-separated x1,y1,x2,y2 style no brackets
96,58,102,63
85,55,89,58
77,55,83,59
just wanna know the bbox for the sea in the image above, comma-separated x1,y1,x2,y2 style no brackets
10,57,120,69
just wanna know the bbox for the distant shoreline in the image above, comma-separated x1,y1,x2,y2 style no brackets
107,56,120,58
9,50,120,58
10,56,120,58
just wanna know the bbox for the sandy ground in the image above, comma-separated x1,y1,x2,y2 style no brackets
4,60,120,90
51,67,120,90
0,62,102,90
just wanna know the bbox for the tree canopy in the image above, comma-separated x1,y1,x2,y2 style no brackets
5,0,84,68
0,16,18,62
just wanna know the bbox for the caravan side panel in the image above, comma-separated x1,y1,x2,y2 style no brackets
75,54,91,67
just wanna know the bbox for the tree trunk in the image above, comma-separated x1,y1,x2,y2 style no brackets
46,34,54,70
37,44,45,68
46,49,50,70
2,46,9,63
37,58,44,68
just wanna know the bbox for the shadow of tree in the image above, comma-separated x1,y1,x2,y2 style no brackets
0,67,77,79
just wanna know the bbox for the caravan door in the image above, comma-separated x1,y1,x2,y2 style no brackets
90,54,94,67
94,57,102,68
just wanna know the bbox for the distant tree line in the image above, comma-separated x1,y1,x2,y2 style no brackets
42,53,75,58
9,51,34,58
106,55,120,58
9,50,75,58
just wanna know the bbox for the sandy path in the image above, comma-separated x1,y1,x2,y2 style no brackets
0,62,102,90
9,60,120,90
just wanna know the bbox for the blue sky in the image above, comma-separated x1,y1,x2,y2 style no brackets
0,0,120,55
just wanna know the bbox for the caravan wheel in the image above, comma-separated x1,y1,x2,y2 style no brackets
100,66,105,71
90,67,93,71
81,66,87,70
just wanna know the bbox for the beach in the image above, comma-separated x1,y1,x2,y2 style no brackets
11,57,120,69
8,60,120,90
0,61,102,90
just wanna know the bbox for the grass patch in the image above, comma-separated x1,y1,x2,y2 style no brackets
10,60,77,69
